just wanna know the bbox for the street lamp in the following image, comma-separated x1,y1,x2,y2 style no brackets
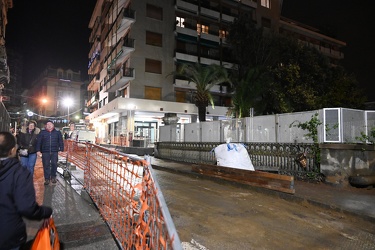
64,97,73,124
41,97,48,117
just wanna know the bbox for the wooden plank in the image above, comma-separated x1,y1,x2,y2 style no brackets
192,164,295,194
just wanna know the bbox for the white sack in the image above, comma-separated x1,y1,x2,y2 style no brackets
214,143,254,171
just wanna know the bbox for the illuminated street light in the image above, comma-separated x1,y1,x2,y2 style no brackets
40,97,48,116
64,97,73,124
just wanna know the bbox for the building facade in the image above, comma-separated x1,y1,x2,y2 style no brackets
86,0,345,146
26,67,84,128
0,0,12,100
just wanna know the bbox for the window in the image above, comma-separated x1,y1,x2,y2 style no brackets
175,91,186,103
261,0,270,8
176,17,185,27
145,86,161,100
146,4,163,20
197,24,209,35
146,31,163,47
145,59,162,74
219,29,228,39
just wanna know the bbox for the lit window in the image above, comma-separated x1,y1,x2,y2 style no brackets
176,17,185,27
261,0,270,8
197,24,209,35
219,29,228,39
202,25,209,34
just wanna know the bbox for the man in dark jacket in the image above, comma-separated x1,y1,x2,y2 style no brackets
36,120,64,185
0,131,53,249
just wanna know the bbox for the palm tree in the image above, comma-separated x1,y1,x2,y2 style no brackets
174,63,230,122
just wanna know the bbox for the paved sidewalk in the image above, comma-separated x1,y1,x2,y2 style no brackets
26,157,119,249
150,157,375,222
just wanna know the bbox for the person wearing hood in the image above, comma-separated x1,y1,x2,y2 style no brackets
16,120,40,176
0,131,53,250
36,120,64,185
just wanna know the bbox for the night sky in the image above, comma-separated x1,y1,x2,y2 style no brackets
5,0,375,101
5,0,96,86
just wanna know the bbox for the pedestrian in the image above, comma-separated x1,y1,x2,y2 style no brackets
16,120,40,176
0,131,53,250
36,120,64,185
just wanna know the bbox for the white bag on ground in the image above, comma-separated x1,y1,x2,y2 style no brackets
214,143,254,171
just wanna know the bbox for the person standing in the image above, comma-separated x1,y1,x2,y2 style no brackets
0,131,53,249
36,120,64,185
16,120,40,176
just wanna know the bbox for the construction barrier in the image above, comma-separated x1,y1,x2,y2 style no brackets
64,140,181,250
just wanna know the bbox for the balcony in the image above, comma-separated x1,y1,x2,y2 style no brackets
89,16,101,43
86,92,100,108
88,74,100,92
104,67,135,92
107,8,136,46
176,0,198,14
105,37,135,69
200,7,220,20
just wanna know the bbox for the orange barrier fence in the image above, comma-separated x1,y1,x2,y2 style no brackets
65,140,181,250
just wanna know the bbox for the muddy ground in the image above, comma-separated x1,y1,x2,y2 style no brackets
154,170,375,250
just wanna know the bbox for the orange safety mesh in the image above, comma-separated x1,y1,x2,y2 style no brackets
65,141,181,250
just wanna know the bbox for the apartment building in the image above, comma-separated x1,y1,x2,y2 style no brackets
26,67,84,127
0,0,12,97
86,0,345,146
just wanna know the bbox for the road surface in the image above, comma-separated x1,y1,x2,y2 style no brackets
154,170,375,250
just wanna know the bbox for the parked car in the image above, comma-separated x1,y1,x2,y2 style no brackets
70,130,96,143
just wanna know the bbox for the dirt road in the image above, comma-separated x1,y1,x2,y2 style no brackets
154,170,375,250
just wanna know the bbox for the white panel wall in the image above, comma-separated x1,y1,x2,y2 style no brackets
159,126,171,142
246,115,276,142
184,123,201,142
278,111,317,143
201,121,221,142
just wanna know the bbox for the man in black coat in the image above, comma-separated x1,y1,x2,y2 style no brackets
0,131,53,249
36,120,64,185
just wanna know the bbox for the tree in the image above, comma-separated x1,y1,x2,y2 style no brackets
173,63,230,122
226,14,276,116
227,67,266,118
321,66,366,108
227,16,366,115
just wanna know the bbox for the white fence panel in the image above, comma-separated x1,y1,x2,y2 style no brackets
184,123,201,142
278,111,317,143
246,115,276,142
201,121,221,142
342,108,365,143
159,125,171,142
366,111,375,142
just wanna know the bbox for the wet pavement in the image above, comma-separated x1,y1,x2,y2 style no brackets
27,155,375,249
26,157,119,249
150,157,375,223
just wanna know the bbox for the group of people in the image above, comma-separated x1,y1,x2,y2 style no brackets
0,120,65,249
